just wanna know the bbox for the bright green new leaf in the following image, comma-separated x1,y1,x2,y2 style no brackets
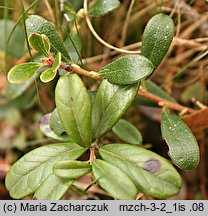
161,108,200,170
26,15,70,62
92,79,139,139
89,0,120,17
50,108,65,136
92,159,137,200
34,174,73,200
40,68,56,83
100,144,182,198
40,52,61,83
29,33,51,57
53,160,92,179
8,62,44,84
5,143,86,199
135,80,177,107
55,74,92,147
99,55,154,84
39,113,72,141
112,119,142,145
141,13,175,68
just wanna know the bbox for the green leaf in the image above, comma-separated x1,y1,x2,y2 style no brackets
135,80,177,107
92,79,139,139
26,15,70,62
65,32,82,63
99,55,154,84
5,143,86,199
0,20,25,57
29,33,51,57
55,74,92,147
39,113,72,141
100,144,182,199
92,159,137,200
89,0,121,17
8,62,44,84
53,160,92,179
50,108,65,136
40,68,55,83
112,119,142,145
40,52,61,83
34,174,73,200
141,13,175,68
161,108,200,170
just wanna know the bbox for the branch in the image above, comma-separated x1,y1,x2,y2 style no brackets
65,63,196,114
61,63,102,80
138,86,196,114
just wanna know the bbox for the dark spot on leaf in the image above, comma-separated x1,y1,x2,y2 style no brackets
44,128,52,134
70,97,73,101
143,157,161,173
39,114,51,128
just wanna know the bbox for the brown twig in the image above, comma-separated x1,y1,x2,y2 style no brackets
138,86,196,114
61,61,197,114
66,63,196,114
89,147,96,164
70,64,101,80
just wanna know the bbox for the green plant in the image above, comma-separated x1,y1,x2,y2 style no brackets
5,1,200,200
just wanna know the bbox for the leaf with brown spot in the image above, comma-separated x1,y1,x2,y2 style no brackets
99,144,182,199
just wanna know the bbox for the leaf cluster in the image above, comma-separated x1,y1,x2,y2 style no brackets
5,2,200,200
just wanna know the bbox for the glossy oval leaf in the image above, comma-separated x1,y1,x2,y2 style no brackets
50,108,66,136
8,62,44,84
112,119,142,145
100,144,182,199
34,174,73,200
135,80,177,107
5,143,86,199
40,68,56,83
161,108,200,170
40,52,61,83
99,55,154,84
92,159,137,200
89,0,121,17
53,160,92,179
39,113,72,142
141,13,175,68
29,33,51,57
26,15,70,62
92,79,139,139
55,74,92,147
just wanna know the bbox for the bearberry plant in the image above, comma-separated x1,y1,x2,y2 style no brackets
5,0,200,200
